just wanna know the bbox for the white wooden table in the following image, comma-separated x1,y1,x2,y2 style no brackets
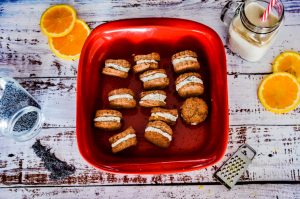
0,0,300,198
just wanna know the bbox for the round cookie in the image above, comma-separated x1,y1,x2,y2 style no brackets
94,109,122,131
108,88,136,109
133,52,160,73
175,72,204,98
139,90,167,107
102,59,131,78
172,50,200,74
181,97,208,125
144,121,173,148
149,107,178,126
139,69,169,89
109,126,137,153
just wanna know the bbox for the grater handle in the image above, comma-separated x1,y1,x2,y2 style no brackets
240,143,256,160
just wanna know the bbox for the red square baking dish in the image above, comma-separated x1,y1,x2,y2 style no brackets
76,18,228,174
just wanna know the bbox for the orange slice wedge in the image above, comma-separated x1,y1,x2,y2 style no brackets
258,72,300,114
272,51,300,83
40,4,76,37
48,19,90,60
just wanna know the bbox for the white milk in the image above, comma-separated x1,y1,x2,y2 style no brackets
228,2,279,62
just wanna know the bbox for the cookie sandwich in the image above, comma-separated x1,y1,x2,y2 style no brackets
94,109,122,131
102,59,131,78
175,72,204,97
144,121,173,148
139,69,169,89
109,126,137,153
139,90,167,107
181,97,208,125
172,50,200,73
133,52,160,73
149,107,178,125
108,88,136,109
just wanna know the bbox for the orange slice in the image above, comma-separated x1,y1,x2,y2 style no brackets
272,51,300,83
258,72,300,114
40,4,76,37
48,19,90,60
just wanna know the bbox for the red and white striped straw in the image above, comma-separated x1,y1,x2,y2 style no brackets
261,0,277,22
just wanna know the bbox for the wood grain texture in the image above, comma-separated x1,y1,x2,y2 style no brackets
0,125,299,186
12,76,300,128
0,0,299,77
0,0,300,194
1,184,300,199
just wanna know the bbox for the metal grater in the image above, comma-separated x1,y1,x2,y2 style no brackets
213,143,256,190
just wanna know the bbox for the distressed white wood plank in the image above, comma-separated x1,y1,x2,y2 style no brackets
1,184,300,199
228,74,300,125
12,76,300,128
1,25,299,77
0,0,299,77
0,0,299,192
1,0,299,27
0,125,299,185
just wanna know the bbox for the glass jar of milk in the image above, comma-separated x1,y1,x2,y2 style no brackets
221,0,284,62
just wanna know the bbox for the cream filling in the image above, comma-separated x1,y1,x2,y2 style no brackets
191,122,198,125
111,134,136,148
145,126,172,141
176,76,203,91
140,73,167,82
94,116,121,123
172,56,197,65
108,94,133,101
105,63,130,72
136,60,158,65
151,112,177,122
140,94,166,102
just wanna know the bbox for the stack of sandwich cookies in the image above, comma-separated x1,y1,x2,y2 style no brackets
94,109,122,131
109,126,137,153
139,90,167,107
175,72,204,97
149,107,178,125
102,59,131,78
133,52,160,73
139,69,169,89
108,88,136,109
181,97,208,125
172,50,200,74
144,121,173,148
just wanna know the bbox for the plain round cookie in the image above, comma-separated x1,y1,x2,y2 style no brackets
180,97,208,125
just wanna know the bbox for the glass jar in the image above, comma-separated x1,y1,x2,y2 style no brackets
221,0,284,62
0,77,44,141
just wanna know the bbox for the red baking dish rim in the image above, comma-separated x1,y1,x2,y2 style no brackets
76,18,228,174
